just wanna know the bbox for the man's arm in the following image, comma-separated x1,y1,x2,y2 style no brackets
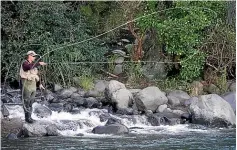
22,61,40,71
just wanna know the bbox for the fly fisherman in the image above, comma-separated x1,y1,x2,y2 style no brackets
19,51,47,123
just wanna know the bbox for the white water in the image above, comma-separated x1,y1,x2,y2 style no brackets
4,103,213,137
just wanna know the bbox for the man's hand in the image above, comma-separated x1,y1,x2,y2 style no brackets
39,84,45,90
39,62,47,66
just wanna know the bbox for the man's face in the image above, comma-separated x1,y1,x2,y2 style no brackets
29,54,36,61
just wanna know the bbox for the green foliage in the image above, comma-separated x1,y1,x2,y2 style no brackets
79,75,94,91
136,1,226,81
156,78,190,92
1,1,107,85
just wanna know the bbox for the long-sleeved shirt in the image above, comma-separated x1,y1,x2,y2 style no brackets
22,60,40,71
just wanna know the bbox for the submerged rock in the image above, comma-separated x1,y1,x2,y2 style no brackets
92,123,129,135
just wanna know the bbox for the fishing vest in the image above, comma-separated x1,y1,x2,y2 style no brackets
19,62,39,82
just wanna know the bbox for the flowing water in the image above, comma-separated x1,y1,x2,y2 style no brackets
1,104,236,150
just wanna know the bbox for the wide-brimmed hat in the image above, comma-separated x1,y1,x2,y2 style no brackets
26,51,38,56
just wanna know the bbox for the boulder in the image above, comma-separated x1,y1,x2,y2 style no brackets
222,92,236,112
156,104,167,113
228,82,236,92
46,124,59,136
33,104,52,118
167,90,190,106
22,122,47,137
111,89,133,109
94,80,108,93
92,123,129,135
48,103,64,112
189,81,204,96
85,90,100,98
58,89,74,99
189,94,236,127
63,103,73,112
54,84,63,92
134,86,168,112
1,118,23,137
147,112,181,126
83,97,101,108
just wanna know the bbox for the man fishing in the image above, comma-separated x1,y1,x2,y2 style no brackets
19,51,47,123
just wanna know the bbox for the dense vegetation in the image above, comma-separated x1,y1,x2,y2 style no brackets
1,1,236,92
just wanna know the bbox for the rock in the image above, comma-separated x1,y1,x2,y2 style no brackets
2,104,10,117
94,80,108,93
106,118,122,125
172,109,186,116
72,77,81,86
1,118,23,137
83,97,101,108
58,89,74,99
1,95,13,103
111,89,133,109
33,104,52,118
222,92,236,112
228,82,236,92
145,110,153,117
54,84,63,92
164,108,172,113
189,81,204,96
22,122,47,137
92,124,129,135
48,103,64,112
63,103,73,112
112,50,126,57
167,90,190,106
71,93,81,100
77,89,86,97
181,113,192,123
134,86,168,112
116,108,133,115
7,133,18,140
204,84,220,94
85,90,100,98
148,112,181,126
184,97,198,107
156,104,167,113
113,64,123,75
76,133,84,136
46,124,59,136
105,80,126,98
73,97,86,107
69,87,78,93
129,89,141,95
99,113,112,122
114,57,124,64
189,94,236,127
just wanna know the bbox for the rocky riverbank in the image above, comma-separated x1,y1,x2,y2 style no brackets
1,80,236,139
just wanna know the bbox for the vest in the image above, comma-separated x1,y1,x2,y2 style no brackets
19,62,40,82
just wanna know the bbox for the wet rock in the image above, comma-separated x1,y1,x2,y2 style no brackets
116,108,133,115
148,112,180,126
33,104,52,118
135,86,168,112
63,103,73,112
189,94,236,127
48,103,64,112
222,92,236,112
6,133,18,140
92,123,129,135
46,124,59,136
73,97,86,107
22,122,47,137
2,104,10,117
1,118,23,137
83,97,101,108
76,133,84,136
145,110,153,117
106,118,122,125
